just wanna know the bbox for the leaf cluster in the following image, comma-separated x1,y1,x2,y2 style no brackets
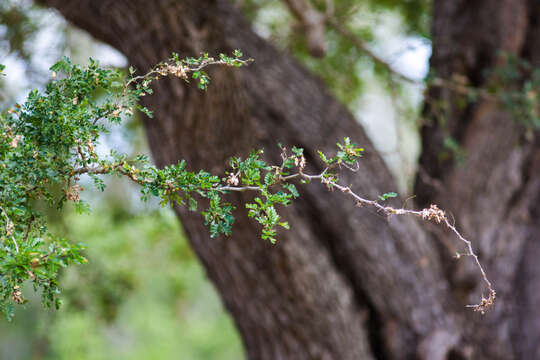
0,51,252,319
489,53,540,130
1,51,365,319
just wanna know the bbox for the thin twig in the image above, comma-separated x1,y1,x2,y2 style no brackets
125,58,252,88
219,185,261,192
22,216,34,243
323,175,495,313
0,206,19,253
213,164,495,313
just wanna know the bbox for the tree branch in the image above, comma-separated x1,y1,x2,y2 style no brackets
326,17,495,101
0,206,19,253
282,0,327,57
217,160,496,313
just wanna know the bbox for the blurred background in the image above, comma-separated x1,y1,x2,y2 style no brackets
0,0,431,358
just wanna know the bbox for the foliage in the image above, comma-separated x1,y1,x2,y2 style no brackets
0,52,255,319
50,207,243,360
238,0,431,107
378,191,397,201
0,0,39,61
0,206,243,359
489,53,540,130
0,51,370,319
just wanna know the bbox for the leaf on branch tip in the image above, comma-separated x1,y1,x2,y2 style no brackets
378,192,398,201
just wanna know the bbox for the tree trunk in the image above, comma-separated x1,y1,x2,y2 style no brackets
415,0,540,358
39,0,539,358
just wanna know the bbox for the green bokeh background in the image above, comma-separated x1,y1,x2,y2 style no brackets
0,202,244,359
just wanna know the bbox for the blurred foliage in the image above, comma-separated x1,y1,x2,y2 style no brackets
0,0,38,61
364,0,431,36
0,52,246,357
0,0,69,107
489,52,540,130
239,0,430,106
0,204,243,360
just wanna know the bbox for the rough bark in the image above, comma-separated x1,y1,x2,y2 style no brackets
38,0,539,359
416,0,540,358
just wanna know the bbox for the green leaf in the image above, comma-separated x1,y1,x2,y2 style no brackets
378,192,398,201
49,57,71,73
282,183,299,198
74,201,91,214
279,222,290,230
188,197,198,211
318,150,329,164
264,172,275,185
291,146,303,156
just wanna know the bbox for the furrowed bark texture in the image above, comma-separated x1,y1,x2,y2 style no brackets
39,0,539,359
416,0,540,358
